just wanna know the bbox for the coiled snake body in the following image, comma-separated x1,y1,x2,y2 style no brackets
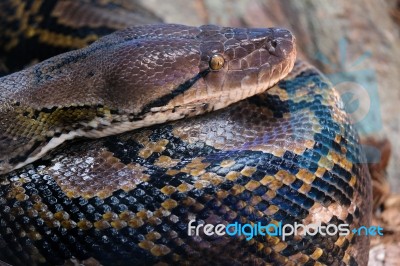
0,1,371,265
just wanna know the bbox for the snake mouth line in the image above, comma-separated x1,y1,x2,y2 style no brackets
166,58,295,113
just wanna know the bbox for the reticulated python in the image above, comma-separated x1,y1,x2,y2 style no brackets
0,1,372,265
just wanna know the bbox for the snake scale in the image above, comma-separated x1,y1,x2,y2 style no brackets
0,1,372,265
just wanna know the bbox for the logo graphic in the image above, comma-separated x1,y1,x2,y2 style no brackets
188,220,384,241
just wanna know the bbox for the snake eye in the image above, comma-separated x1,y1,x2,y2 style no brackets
209,54,225,70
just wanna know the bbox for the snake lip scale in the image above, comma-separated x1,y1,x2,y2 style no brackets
0,24,296,175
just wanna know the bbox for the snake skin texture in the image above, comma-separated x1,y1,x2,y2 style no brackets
0,0,162,73
0,0,372,265
0,61,372,265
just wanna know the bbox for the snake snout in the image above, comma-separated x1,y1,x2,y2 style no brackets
266,28,296,58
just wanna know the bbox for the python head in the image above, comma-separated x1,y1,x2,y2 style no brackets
0,23,296,174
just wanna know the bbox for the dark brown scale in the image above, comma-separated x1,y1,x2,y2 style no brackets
0,0,162,74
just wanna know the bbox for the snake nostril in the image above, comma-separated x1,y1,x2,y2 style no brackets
266,39,279,55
